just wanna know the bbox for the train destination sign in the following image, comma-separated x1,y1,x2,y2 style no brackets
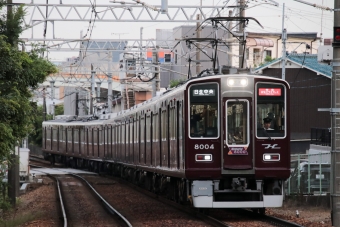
258,88,281,96
228,147,248,155
192,89,216,96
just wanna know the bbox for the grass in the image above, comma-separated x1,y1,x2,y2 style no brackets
0,212,42,227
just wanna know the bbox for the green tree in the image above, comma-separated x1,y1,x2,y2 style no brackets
0,4,57,160
259,55,276,67
0,1,26,46
169,79,185,88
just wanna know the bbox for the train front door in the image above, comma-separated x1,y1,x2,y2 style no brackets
222,98,253,170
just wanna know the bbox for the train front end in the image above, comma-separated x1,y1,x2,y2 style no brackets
185,74,290,209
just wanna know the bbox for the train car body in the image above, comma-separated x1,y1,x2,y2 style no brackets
42,73,290,209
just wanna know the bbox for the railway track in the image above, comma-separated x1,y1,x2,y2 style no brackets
101,175,305,227
108,176,230,227
28,159,305,227
31,165,132,227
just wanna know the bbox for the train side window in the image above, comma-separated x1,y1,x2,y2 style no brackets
226,100,249,145
189,83,219,138
256,83,286,138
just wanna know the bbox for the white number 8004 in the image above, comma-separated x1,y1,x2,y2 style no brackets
194,144,214,149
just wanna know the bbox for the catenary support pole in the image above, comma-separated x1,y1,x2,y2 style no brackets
227,10,233,67
196,13,201,75
152,47,159,97
331,0,340,225
90,65,95,115
107,50,112,113
281,3,286,80
238,0,245,69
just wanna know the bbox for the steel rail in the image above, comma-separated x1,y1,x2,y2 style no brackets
70,173,133,227
29,165,132,227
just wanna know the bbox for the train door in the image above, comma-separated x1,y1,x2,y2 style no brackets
222,98,252,170
169,100,178,169
160,104,169,168
103,125,107,158
134,116,140,165
129,119,134,163
79,126,84,155
151,111,159,167
146,113,152,166
67,127,72,154
140,113,146,165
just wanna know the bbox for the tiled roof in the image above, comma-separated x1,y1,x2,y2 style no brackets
254,54,332,78
287,54,332,78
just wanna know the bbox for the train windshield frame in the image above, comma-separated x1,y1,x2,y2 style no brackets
189,83,219,138
226,99,249,146
256,82,286,138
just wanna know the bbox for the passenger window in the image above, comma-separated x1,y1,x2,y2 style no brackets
256,83,286,138
189,83,219,138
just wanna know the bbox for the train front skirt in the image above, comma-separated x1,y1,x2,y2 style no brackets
191,180,284,208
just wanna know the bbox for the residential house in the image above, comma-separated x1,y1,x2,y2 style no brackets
253,53,332,154
245,32,321,68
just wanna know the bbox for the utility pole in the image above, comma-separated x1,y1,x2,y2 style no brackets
281,3,286,80
90,65,95,115
75,92,79,116
43,87,47,121
7,1,19,206
50,81,55,119
107,51,113,113
196,13,201,76
152,48,159,97
238,0,245,69
196,0,202,75
227,10,233,67
331,0,340,225
96,82,101,102
120,56,126,111
8,146,19,206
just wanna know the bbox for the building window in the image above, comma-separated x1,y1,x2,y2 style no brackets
264,50,272,58
246,49,249,60
253,48,260,65
165,53,171,62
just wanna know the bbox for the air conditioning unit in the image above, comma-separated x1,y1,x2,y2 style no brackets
318,46,333,62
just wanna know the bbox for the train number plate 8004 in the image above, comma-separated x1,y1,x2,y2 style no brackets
194,144,215,150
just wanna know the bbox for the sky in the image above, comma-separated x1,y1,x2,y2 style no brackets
12,0,335,61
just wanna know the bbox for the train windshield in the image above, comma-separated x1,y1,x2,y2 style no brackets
256,83,286,138
226,100,249,145
189,83,219,138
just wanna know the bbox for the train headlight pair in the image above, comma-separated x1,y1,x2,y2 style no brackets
227,78,248,87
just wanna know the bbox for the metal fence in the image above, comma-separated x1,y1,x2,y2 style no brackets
286,152,331,195
310,127,331,146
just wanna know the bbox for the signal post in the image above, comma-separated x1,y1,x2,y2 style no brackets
332,0,340,225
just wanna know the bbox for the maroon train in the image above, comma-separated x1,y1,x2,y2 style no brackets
42,73,290,210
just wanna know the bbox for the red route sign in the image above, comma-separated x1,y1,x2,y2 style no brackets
258,88,281,96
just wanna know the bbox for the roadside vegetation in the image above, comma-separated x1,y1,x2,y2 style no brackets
0,0,57,217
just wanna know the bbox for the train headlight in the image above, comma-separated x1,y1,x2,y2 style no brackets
263,153,280,161
227,78,248,87
195,154,212,162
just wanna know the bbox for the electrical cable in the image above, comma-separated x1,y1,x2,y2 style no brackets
290,45,309,87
